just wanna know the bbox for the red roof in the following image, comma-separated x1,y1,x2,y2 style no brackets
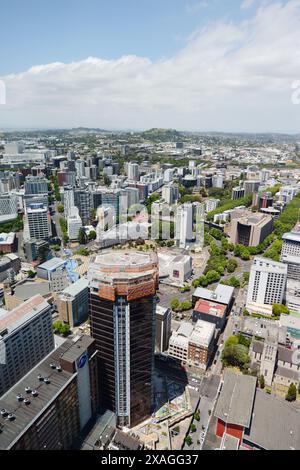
194,299,226,318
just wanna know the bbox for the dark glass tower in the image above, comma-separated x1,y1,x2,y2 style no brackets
88,252,158,428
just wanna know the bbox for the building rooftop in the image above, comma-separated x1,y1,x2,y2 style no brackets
0,295,50,335
0,233,15,245
0,335,94,450
214,370,257,428
193,284,234,306
190,320,215,348
252,256,287,272
247,390,300,450
282,231,300,243
37,257,66,272
194,299,226,319
60,277,89,298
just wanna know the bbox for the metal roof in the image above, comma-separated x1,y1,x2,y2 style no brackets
214,370,257,428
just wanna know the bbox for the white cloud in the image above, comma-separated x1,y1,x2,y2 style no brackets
1,0,300,132
241,0,255,10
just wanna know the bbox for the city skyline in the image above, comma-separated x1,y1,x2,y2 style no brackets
0,0,299,132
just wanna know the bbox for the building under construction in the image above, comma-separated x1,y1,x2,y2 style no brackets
88,251,159,429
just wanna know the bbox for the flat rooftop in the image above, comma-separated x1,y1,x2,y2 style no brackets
60,277,89,298
193,284,234,306
194,299,226,319
92,251,156,269
0,233,15,244
0,295,50,335
247,390,300,450
37,257,66,272
0,335,94,450
190,320,215,348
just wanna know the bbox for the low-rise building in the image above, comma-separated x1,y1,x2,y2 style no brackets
0,232,16,254
57,278,89,328
214,370,300,450
226,210,273,247
193,299,227,330
168,320,215,370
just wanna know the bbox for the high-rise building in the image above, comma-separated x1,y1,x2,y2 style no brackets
75,159,86,178
176,203,194,249
281,229,300,281
243,180,260,196
24,175,48,195
0,295,54,396
67,207,82,241
26,203,52,240
88,251,159,428
61,185,75,217
246,257,287,315
127,163,139,182
156,306,171,353
162,184,179,205
231,186,245,200
0,335,99,450
212,174,224,189
101,190,121,223
74,189,93,225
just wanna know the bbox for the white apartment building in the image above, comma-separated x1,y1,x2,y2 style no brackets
75,159,86,178
26,203,51,240
162,184,179,205
67,207,82,241
62,186,75,217
127,162,139,182
246,257,287,315
176,203,194,249
164,168,175,183
212,174,224,189
205,199,220,213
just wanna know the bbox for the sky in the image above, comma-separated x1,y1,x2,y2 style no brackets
0,0,299,132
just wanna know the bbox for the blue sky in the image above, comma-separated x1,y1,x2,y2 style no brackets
0,0,299,132
0,0,258,74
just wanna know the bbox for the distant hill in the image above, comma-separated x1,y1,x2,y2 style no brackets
140,128,182,142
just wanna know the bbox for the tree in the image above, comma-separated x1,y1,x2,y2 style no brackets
260,375,265,390
78,227,87,245
60,324,71,337
194,411,200,421
27,270,36,279
225,336,239,347
184,436,193,447
190,424,197,433
286,383,297,402
57,203,64,213
88,230,97,241
181,301,192,311
222,344,250,370
171,298,180,311
273,304,289,317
